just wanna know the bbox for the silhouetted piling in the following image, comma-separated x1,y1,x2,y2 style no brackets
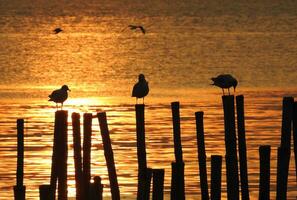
171,102,183,163
72,113,84,200
170,161,185,200
50,110,68,200
13,185,26,200
276,146,290,200
16,119,24,186
195,111,209,200
153,169,164,200
135,104,148,200
14,119,26,200
144,168,153,200
39,185,54,200
170,102,185,200
222,95,239,200
236,95,250,200
211,155,222,200
83,113,92,199
280,97,294,149
88,176,103,200
97,112,120,200
294,102,297,181
259,145,271,200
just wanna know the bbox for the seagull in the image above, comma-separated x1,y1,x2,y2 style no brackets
54,27,62,34
48,85,71,109
211,74,238,95
132,74,149,104
128,25,146,34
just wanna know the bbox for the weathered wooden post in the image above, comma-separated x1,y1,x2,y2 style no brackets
280,97,294,149
97,112,120,200
13,119,26,200
72,113,84,200
39,185,54,200
170,102,185,200
211,155,222,200
135,104,149,200
222,95,239,200
152,169,165,200
50,110,68,200
236,95,250,200
88,176,103,200
195,111,209,200
293,102,297,181
276,97,293,200
276,146,290,200
83,113,92,199
259,145,270,200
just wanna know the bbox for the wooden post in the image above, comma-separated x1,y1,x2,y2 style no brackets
144,168,153,200
83,113,92,199
153,169,165,200
97,112,120,200
222,95,239,200
13,185,26,200
88,176,103,200
50,110,68,200
57,110,68,200
211,155,222,200
72,113,84,200
171,102,183,163
14,119,26,200
276,146,290,200
236,95,250,200
280,97,294,149
195,111,209,200
170,161,185,200
135,104,148,200
170,102,185,200
39,185,54,200
293,102,297,181
259,145,270,200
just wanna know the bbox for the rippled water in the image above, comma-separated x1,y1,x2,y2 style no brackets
1,0,297,199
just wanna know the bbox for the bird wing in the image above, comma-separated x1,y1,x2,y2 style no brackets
140,26,146,34
49,89,59,101
132,83,139,97
128,25,137,30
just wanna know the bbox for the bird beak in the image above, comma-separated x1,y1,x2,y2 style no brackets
68,89,71,92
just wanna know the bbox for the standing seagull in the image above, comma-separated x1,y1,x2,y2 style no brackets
128,25,146,34
53,27,63,34
48,85,71,109
211,74,238,95
132,74,149,104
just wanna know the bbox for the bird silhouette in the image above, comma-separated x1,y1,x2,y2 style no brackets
54,27,62,34
48,85,71,109
211,74,238,95
128,25,146,34
132,74,149,104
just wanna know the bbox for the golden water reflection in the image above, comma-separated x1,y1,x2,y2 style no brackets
0,89,296,199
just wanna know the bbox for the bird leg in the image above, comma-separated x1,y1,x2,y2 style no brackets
228,88,230,95
143,97,144,104
222,88,225,96
61,103,63,110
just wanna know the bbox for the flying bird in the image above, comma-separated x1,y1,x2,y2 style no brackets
128,25,146,34
54,27,63,34
132,74,149,104
48,85,71,109
211,74,238,95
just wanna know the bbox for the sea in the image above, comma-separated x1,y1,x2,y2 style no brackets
0,0,297,199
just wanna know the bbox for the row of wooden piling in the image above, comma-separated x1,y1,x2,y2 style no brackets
13,95,297,199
